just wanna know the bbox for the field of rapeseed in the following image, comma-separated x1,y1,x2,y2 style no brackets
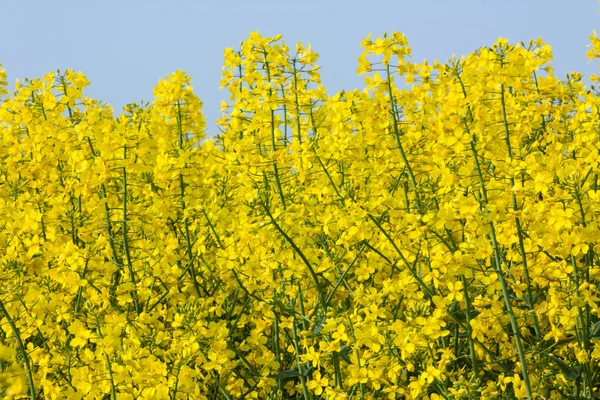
1,30,600,399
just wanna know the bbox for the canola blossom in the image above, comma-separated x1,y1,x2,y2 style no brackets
0,30,600,399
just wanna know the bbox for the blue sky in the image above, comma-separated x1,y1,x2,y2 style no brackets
1,0,598,135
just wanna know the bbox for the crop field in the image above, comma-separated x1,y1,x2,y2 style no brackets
1,30,600,399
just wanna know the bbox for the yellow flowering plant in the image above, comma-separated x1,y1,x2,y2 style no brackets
0,28,600,399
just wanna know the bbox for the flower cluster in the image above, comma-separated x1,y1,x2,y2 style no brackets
0,29,600,399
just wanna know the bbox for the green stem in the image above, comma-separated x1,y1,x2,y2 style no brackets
499,83,542,339
85,137,124,309
262,47,287,209
367,213,434,299
385,64,421,211
470,139,533,400
292,316,311,400
176,100,203,298
292,60,303,142
104,353,117,399
121,145,141,315
263,205,326,311
0,299,37,400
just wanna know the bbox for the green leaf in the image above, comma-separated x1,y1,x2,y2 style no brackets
590,321,600,339
551,355,580,381
269,365,314,380
338,345,351,364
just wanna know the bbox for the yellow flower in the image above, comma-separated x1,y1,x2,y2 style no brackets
587,30,600,59
307,370,329,395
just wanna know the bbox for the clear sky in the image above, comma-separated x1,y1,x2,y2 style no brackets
1,0,598,136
